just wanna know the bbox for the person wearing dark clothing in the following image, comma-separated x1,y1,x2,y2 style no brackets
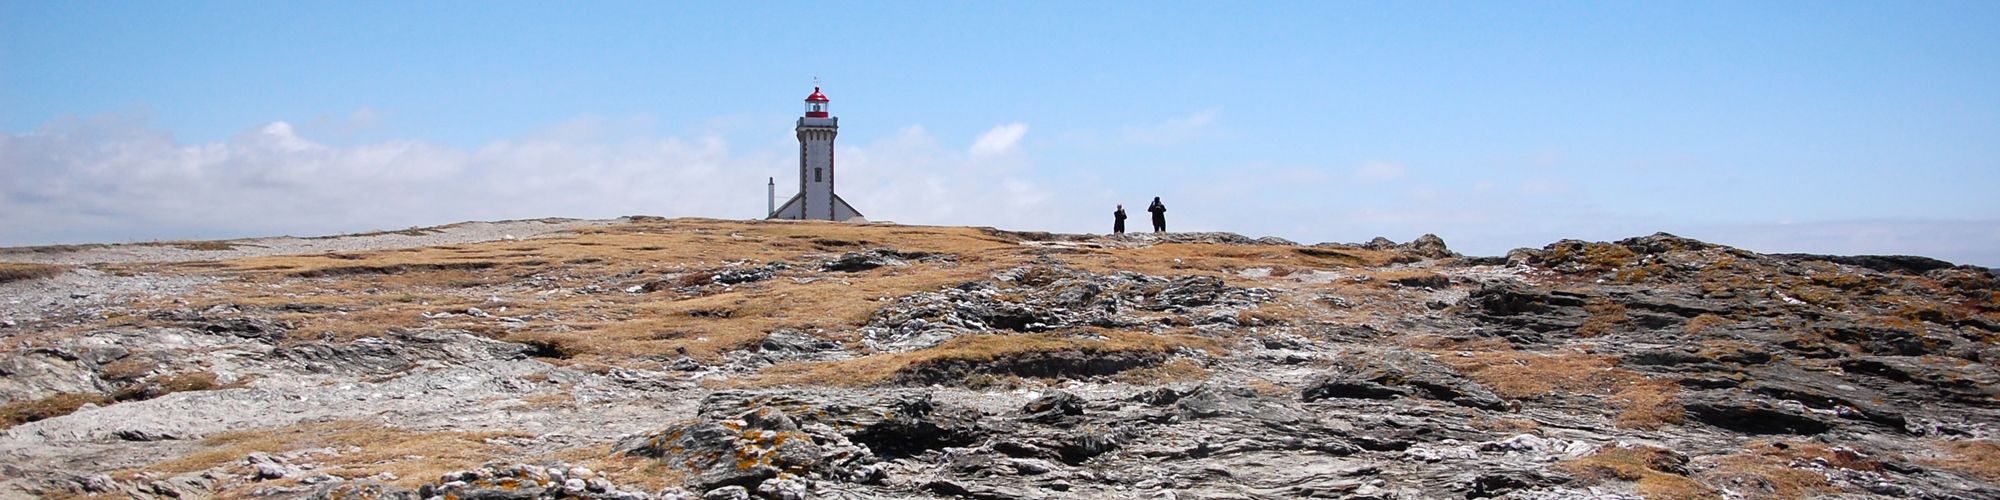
1112,205,1128,234
1147,197,1167,233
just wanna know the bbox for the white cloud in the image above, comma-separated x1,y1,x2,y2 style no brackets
0,115,774,244
255,122,319,153
7,114,1994,268
969,122,1028,157
840,125,1095,231
1354,161,1406,182
0,113,1098,245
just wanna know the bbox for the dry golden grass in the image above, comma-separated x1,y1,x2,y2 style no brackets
97,218,1381,390
1261,289,1339,318
1,371,229,429
1808,271,1871,291
746,329,1219,387
1610,379,1684,429
1234,308,1288,327
148,219,1037,364
1244,378,1293,397
1925,440,2000,483
502,392,576,411
1692,440,1885,498
114,371,220,401
1576,299,1630,337
1583,244,1639,269
0,262,66,283
1613,263,1666,283
1544,242,1638,273
153,420,534,491
143,218,1372,373
2,243,110,254
165,240,237,251
1439,350,1619,399
1366,270,1450,289
1116,357,1211,384
0,393,108,429
535,444,685,493
1561,446,1715,500
98,357,159,382
1789,285,1846,308
1438,349,1682,429
1068,242,1392,278
1683,313,1735,334
492,263,999,363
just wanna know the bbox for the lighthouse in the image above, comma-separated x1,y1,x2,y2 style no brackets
769,86,864,221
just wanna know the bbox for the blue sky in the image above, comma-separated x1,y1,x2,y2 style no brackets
4,2,1998,265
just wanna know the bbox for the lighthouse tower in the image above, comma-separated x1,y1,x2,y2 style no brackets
769,86,864,221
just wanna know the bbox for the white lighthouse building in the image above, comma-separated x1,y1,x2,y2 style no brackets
769,86,864,221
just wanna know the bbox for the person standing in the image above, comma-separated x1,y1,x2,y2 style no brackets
1147,197,1167,233
1112,205,1128,234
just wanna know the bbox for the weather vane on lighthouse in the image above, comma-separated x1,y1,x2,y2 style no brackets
768,81,864,221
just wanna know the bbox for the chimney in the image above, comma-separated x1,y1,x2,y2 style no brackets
767,177,776,217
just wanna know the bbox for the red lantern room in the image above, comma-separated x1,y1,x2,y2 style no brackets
804,87,830,117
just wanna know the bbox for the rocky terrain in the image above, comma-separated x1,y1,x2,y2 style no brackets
1,217,1995,499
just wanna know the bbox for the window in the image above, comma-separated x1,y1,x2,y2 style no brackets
815,168,822,182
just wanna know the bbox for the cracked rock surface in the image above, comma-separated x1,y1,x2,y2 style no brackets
2,219,1996,499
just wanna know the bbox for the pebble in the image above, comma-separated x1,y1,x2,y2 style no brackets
252,463,290,480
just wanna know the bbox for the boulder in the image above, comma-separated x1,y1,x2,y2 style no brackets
1682,392,1832,435
1403,233,1454,259
821,249,953,272
617,407,824,492
1615,232,1716,255
696,391,987,461
712,262,787,285
750,329,847,363
1505,248,1543,267
1021,390,1084,423
311,481,416,500
821,251,902,272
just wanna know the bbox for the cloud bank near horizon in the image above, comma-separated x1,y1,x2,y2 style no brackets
0,115,1106,246
3,113,1996,268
